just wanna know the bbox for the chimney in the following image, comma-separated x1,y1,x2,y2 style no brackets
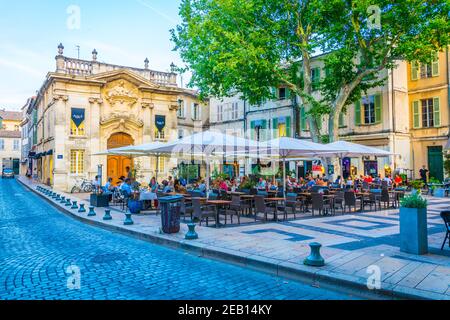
144,58,149,70
92,49,98,61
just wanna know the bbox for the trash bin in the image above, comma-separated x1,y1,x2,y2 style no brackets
159,196,183,234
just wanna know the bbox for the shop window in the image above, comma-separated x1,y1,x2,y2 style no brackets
70,150,84,175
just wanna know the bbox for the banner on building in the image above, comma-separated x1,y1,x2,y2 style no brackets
155,115,166,132
71,108,85,127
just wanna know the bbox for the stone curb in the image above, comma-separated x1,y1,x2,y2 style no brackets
19,178,446,300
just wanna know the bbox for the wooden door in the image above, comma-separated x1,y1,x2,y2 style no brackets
107,133,134,185
428,146,443,182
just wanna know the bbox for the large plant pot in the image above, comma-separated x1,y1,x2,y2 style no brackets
400,207,428,255
434,188,446,198
127,199,142,214
90,194,110,208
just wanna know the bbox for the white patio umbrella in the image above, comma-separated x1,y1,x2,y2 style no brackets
149,130,261,195
258,137,345,196
324,141,394,185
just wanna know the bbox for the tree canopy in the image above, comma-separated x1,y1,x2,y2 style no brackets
171,0,449,142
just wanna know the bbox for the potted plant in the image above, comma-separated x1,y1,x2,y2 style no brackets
127,191,142,214
399,193,428,255
409,179,424,195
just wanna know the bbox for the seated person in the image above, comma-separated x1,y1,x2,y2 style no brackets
149,177,159,192
306,177,316,188
218,179,229,192
198,180,207,192
104,177,115,192
394,174,403,186
162,180,173,193
119,178,132,197
257,178,267,190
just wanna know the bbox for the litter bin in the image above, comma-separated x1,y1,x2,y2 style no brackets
159,195,183,234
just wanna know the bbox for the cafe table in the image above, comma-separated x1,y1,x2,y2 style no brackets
206,200,232,228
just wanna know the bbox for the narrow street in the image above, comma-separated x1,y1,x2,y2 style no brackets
0,179,355,300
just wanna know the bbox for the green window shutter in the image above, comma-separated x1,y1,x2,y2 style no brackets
272,118,278,138
355,101,361,126
261,120,268,141
375,94,382,123
433,97,441,127
286,117,291,137
300,106,307,131
412,101,420,129
432,56,440,77
286,88,290,99
312,68,320,91
411,61,419,81
339,112,345,127
250,121,255,140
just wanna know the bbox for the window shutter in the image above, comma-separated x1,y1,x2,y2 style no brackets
300,107,307,131
272,118,278,138
191,103,195,120
413,101,420,129
250,121,255,140
286,88,291,99
316,116,322,130
261,120,267,141
433,97,441,127
411,61,419,81
286,116,291,137
355,101,361,126
432,56,440,77
375,94,382,123
339,112,345,127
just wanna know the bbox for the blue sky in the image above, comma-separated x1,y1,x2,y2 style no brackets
0,0,186,110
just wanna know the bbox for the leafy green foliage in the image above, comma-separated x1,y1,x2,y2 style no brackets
400,193,428,209
410,179,425,190
444,154,450,177
171,0,449,142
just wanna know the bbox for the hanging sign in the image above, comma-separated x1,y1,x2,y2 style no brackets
71,108,85,127
155,115,166,132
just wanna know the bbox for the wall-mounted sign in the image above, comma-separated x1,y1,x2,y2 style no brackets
71,108,85,127
155,115,166,132
57,155,63,160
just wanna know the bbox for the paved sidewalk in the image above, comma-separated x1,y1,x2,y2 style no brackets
19,177,450,300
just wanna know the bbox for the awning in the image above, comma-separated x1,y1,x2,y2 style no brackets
46,150,53,156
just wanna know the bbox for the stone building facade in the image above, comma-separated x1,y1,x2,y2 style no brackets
30,44,208,191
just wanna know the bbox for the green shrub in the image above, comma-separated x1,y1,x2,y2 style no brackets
400,193,428,209
410,180,424,190
429,177,441,184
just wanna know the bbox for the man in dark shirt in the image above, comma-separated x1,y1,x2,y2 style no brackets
419,165,428,184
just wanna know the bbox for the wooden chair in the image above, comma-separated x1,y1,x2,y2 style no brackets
333,191,345,214
362,192,380,212
220,195,241,225
284,193,303,219
380,188,396,208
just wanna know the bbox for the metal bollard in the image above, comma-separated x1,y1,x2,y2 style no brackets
88,206,96,217
60,196,66,204
78,203,86,213
65,198,72,206
185,223,198,240
103,209,112,221
303,242,325,267
71,201,78,210
55,194,61,201
124,212,134,225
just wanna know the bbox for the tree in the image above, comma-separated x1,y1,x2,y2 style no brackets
171,0,449,143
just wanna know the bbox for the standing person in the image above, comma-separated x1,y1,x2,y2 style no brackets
419,165,429,184
125,166,133,179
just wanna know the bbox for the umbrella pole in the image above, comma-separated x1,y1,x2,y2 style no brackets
283,156,286,198
206,158,210,199
155,155,159,182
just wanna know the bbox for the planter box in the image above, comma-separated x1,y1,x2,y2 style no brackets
434,188,446,198
90,194,110,208
400,207,428,255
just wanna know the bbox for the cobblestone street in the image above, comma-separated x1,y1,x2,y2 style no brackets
0,179,354,300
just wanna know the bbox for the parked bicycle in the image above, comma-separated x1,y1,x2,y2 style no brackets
71,178,94,193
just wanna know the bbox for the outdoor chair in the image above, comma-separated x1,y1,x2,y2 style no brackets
333,191,345,214
380,188,397,209
180,198,193,222
254,195,277,222
344,191,358,214
440,211,450,250
191,198,217,227
381,181,388,189
311,193,333,216
284,193,303,219
220,195,241,225
230,194,251,215
362,191,380,212
120,190,130,212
